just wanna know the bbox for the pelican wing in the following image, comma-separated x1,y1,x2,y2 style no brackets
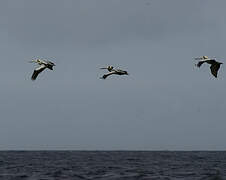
31,64,46,80
114,69,124,73
210,63,220,78
196,60,206,67
101,71,116,79
46,60,55,66
113,69,128,75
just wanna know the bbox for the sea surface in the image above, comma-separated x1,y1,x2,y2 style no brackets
0,151,225,180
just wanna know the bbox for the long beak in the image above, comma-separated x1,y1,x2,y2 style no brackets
28,60,36,63
100,67,107,70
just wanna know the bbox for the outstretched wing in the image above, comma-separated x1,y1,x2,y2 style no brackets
31,64,46,80
46,60,55,66
100,72,116,79
196,60,206,67
210,64,220,78
113,69,126,73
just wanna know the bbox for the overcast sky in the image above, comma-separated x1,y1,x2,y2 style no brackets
1,0,226,150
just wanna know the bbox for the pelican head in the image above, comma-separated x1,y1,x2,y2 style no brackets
203,56,209,59
100,66,114,71
29,59,42,64
108,66,114,71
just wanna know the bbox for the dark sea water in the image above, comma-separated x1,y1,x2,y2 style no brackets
0,151,226,180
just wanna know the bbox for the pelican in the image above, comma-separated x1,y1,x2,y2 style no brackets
195,57,223,78
100,66,114,72
100,68,129,79
29,59,55,80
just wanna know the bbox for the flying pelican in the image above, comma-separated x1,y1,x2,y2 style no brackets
100,68,129,79
100,66,114,72
195,57,223,78
29,59,55,80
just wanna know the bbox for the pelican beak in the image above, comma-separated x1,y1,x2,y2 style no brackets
28,60,35,63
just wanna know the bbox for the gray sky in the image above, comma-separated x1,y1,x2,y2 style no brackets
1,0,226,150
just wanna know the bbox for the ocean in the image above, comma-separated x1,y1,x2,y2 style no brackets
0,151,225,180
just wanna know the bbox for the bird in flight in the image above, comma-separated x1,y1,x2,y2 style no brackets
194,56,223,78
29,59,55,80
100,66,129,79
